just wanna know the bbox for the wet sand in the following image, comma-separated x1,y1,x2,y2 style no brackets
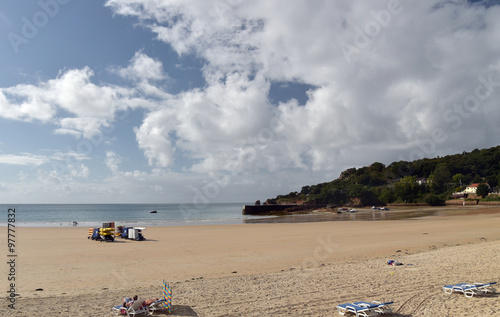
244,205,499,223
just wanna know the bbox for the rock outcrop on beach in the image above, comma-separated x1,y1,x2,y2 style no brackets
263,199,277,205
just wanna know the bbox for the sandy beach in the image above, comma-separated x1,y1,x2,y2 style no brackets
1,205,500,316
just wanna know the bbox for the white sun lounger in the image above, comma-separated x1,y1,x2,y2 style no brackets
337,300,394,316
443,282,497,298
112,299,147,316
147,299,167,315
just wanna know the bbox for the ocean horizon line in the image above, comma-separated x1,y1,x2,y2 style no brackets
0,203,258,228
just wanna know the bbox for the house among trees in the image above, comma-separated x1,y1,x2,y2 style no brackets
464,183,479,194
416,178,427,185
463,183,489,194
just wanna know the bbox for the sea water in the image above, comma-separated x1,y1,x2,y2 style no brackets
0,203,258,227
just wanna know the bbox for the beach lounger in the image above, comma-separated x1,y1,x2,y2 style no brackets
147,299,167,315
337,300,394,316
443,282,497,298
112,299,147,316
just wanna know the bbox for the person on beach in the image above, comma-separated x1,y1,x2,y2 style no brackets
122,295,138,307
123,295,159,307
143,298,160,306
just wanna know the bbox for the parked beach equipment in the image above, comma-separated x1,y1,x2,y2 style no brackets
118,226,146,241
88,227,115,242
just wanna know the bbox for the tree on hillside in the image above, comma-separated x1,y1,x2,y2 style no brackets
347,183,364,198
379,188,395,204
429,163,451,193
472,174,482,183
300,186,311,195
370,175,387,186
371,162,385,172
425,194,445,206
321,188,347,205
394,176,418,203
389,161,414,178
485,175,498,188
452,173,465,186
359,189,381,206
476,183,489,198
356,173,371,185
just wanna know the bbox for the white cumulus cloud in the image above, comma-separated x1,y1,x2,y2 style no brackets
0,58,170,139
105,0,500,176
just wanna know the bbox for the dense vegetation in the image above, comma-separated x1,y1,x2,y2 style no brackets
272,145,500,207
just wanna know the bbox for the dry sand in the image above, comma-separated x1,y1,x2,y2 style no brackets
1,205,500,316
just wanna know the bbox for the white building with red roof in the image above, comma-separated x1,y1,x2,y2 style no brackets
463,183,489,194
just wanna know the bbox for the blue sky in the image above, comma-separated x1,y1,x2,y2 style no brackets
1,0,500,203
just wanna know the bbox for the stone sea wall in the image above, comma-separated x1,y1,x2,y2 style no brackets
242,204,325,215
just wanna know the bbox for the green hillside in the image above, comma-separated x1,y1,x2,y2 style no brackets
271,145,500,207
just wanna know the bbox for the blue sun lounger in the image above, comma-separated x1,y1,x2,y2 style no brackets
443,282,497,298
337,300,394,316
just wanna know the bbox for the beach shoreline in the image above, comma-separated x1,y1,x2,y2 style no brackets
245,204,500,223
1,205,500,316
